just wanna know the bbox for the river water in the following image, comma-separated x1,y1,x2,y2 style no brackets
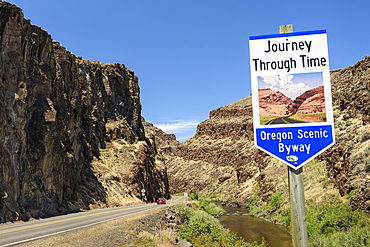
217,203,292,247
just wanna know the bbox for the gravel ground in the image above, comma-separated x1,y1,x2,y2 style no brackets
17,206,186,247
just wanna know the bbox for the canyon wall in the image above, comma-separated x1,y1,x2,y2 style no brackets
0,2,168,222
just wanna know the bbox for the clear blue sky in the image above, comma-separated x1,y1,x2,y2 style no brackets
8,0,370,142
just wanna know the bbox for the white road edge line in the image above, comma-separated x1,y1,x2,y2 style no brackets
0,204,171,247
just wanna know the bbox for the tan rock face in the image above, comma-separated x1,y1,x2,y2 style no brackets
0,2,168,222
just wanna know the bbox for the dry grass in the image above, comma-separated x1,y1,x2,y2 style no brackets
290,113,326,123
259,114,285,125
137,228,178,245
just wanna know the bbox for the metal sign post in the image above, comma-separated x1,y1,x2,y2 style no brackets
249,24,335,247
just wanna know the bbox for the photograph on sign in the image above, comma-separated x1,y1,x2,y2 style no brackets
258,72,326,125
249,30,335,169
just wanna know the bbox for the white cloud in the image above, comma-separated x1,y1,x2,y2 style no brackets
155,120,200,133
261,74,310,100
153,119,204,142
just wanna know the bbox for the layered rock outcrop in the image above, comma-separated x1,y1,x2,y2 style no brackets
291,85,325,114
0,2,168,222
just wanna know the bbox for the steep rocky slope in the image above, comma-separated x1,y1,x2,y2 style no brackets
169,96,263,198
167,57,370,215
0,2,168,222
327,57,370,212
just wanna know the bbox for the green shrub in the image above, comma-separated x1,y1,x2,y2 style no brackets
306,195,370,241
188,210,229,235
175,203,192,224
246,192,259,206
179,209,268,247
309,226,370,247
200,194,222,203
208,203,225,216
249,205,265,217
198,201,225,217
267,192,284,211
192,192,199,200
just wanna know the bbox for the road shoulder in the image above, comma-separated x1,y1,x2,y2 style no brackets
17,205,183,247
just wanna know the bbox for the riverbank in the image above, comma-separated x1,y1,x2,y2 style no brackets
217,202,291,247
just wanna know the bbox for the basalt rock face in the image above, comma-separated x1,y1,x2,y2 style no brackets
142,118,180,154
175,96,255,167
0,2,168,222
324,57,370,214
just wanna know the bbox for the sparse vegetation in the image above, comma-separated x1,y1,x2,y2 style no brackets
134,229,178,246
356,130,370,143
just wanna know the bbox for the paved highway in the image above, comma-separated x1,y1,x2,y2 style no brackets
267,116,306,125
0,196,185,246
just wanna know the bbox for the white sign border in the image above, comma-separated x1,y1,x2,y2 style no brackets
249,30,335,169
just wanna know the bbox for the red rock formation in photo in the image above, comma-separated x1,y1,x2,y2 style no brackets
258,88,292,116
291,85,325,114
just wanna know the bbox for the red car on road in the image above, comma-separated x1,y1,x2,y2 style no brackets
157,198,166,204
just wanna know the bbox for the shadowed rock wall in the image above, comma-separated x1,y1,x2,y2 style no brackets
0,2,165,222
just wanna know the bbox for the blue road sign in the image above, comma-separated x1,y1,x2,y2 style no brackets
256,125,334,169
249,30,335,169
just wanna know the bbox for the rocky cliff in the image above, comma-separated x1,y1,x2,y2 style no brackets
167,57,370,215
0,2,169,222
